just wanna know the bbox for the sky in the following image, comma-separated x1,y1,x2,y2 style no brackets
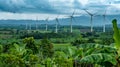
0,0,120,20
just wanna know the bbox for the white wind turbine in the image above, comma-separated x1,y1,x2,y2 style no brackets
29,23,31,30
25,22,28,30
35,17,38,30
102,9,107,32
45,17,49,31
55,15,60,33
84,9,97,32
23,15,29,30
102,1,111,32
69,10,76,33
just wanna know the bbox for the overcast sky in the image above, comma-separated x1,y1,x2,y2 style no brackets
0,0,120,20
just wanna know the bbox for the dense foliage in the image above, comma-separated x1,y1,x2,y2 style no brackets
0,19,120,67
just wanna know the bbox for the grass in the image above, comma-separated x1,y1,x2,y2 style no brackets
53,43,71,46
53,43,72,51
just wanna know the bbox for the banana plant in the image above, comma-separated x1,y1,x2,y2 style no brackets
8,43,39,66
67,47,83,67
67,46,83,59
112,19,120,55
80,53,117,66
112,19,120,66
9,43,27,57
77,43,117,67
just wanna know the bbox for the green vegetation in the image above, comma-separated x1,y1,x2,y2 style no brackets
0,19,120,67
112,19,120,66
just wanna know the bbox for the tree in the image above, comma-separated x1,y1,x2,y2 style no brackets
71,39,85,47
40,38,54,58
0,45,3,54
23,37,38,54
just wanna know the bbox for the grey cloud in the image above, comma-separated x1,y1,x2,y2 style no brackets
0,0,119,15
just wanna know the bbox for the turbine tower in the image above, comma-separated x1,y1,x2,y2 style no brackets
102,9,107,32
23,14,28,30
29,23,31,30
69,10,76,33
84,9,96,32
25,22,28,30
35,17,38,30
45,17,49,31
55,15,60,33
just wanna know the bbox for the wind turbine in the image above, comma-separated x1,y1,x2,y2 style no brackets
69,10,76,33
84,9,96,32
25,22,28,30
29,23,31,30
35,17,38,30
45,17,49,31
55,15,60,33
102,9,107,32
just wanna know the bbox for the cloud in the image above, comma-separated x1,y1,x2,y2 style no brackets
0,0,107,13
0,0,120,20
0,0,56,13
0,12,69,20
78,0,88,5
0,0,27,12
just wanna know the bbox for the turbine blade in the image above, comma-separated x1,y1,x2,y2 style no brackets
58,20,60,25
36,16,37,21
45,17,49,23
72,9,76,16
72,17,76,23
93,12,98,16
57,13,61,18
84,10,92,16
104,8,108,15
46,17,49,21
106,18,110,23
94,14,101,17
57,15,59,18
104,10,107,15
56,18,60,24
